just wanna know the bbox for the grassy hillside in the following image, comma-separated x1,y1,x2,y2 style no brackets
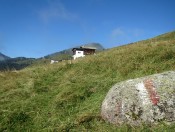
0,31,175,131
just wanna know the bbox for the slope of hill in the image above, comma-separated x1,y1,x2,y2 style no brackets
0,31,175,131
0,52,10,61
44,43,104,60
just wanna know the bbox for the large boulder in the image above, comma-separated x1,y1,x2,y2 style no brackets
101,71,175,125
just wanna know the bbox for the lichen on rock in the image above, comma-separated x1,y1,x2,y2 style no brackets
101,71,175,125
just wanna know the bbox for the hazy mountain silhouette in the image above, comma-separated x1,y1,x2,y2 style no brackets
0,52,10,61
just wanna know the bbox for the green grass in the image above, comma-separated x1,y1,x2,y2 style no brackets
0,31,175,131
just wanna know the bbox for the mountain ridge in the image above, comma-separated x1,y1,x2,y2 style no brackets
0,52,10,61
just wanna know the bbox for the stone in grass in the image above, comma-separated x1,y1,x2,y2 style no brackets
101,71,175,126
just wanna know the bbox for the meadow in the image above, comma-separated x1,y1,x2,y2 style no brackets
0,31,175,131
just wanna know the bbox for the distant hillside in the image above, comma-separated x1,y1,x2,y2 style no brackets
0,31,175,131
0,57,36,71
0,52,10,61
0,43,104,71
0,43,104,70
44,43,105,60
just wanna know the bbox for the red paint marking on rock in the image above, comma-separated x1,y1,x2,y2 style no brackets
144,79,160,105
150,91,159,105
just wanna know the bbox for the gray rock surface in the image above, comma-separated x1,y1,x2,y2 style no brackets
101,71,175,125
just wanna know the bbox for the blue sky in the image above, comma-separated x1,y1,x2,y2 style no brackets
0,0,175,58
